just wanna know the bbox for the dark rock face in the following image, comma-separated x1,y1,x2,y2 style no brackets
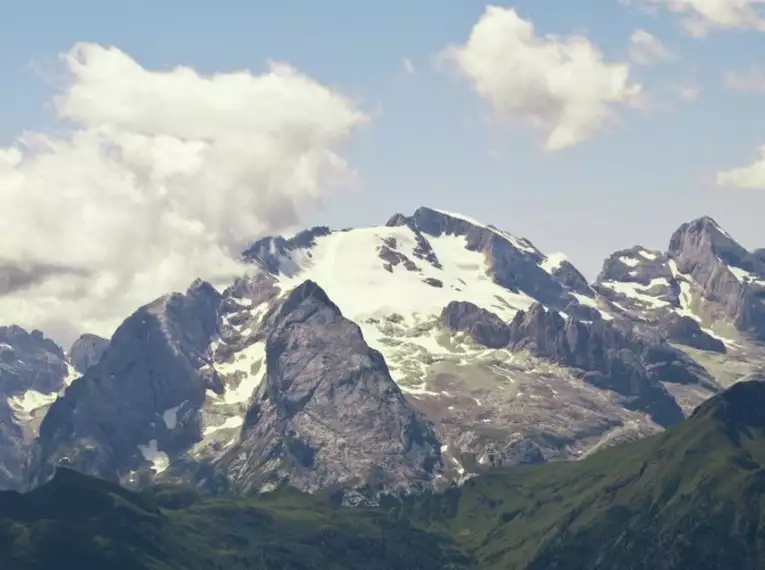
378,243,418,272
222,280,443,499
597,246,670,287
506,304,688,427
28,280,224,488
664,315,725,353
440,301,509,349
0,327,69,490
550,260,593,296
68,334,109,374
242,226,331,274
0,327,66,395
696,379,765,430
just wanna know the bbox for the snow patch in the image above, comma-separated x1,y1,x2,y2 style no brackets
539,252,567,273
618,256,640,267
637,250,658,261
8,389,58,416
599,281,669,309
138,440,169,473
215,341,267,405
570,293,613,321
203,416,244,436
162,405,183,430
64,363,80,387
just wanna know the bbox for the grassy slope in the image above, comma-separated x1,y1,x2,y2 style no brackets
0,469,470,570
397,380,765,569
3,381,765,570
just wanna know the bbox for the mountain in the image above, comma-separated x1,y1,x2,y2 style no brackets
28,278,443,502
594,215,765,401
0,327,78,490
5,379,765,570
4,206,765,496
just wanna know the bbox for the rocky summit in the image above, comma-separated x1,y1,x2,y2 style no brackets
3,207,765,499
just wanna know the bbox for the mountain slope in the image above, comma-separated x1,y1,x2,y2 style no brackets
0,468,470,570
397,378,765,570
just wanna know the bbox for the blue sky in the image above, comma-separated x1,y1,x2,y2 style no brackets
1,0,765,341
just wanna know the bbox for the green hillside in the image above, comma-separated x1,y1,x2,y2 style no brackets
4,380,765,570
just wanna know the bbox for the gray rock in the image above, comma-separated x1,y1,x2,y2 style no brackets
220,280,443,499
69,334,109,374
0,326,69,490
440,301,509,349
242,226,331,274
668,216,765,340
506,304,686,427
28,280,223,488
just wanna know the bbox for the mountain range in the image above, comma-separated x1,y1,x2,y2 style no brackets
2,206,765,502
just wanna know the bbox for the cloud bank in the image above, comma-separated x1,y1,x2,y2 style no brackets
441,6,642,150
0,43,368,347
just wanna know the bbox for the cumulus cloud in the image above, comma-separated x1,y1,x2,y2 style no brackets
725,63,765,92
623,0,765,36
0,43,368,346
440,6,642,150
716,146,765,189
628,29,675,65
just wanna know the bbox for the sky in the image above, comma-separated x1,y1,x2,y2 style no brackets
1,0,765,345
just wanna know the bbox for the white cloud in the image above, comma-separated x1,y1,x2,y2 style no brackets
725,63,765,92
440,6,642,150
402,58,415,75
0,43,368,346
624,0,765,36
628,29,675,65
716,146,765,189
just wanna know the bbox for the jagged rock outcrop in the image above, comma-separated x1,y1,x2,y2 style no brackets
28,280,223,488
220,280,443,499
440,301,509,349
0,327,70,490
68,334,109,374
507,304,686,426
